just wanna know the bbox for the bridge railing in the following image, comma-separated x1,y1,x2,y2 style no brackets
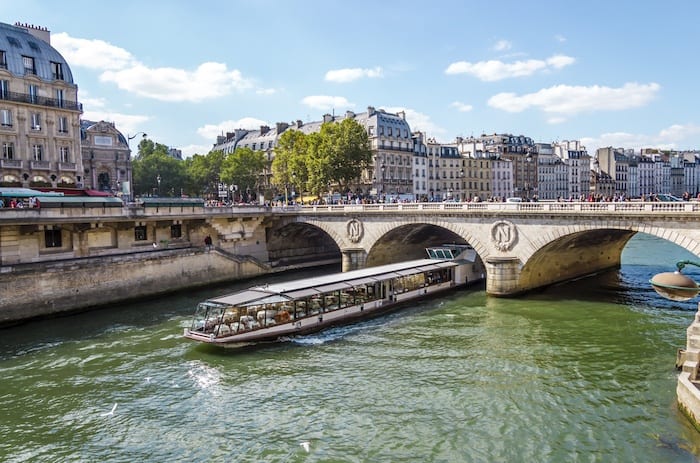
276,201,700,214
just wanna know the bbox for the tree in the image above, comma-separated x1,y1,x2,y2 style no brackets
131,138,186,197
183,150,225,197
220,147,266,201
272,129,309,198
330,118,372,190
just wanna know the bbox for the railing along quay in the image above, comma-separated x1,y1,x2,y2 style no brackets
273,201,700,215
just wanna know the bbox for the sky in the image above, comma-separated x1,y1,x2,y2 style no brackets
3,0,700,158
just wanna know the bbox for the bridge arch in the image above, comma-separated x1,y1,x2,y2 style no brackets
288,208,700,295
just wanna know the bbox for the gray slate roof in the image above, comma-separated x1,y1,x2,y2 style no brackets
0,22,75,84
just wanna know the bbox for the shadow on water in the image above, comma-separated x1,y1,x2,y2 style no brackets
0,265,339,360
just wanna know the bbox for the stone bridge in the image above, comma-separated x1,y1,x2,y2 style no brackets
269,201,700,296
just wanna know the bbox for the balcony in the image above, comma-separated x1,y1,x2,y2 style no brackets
0,90,82,112
0,159,22,168
58,162,76,171
30,160,51,170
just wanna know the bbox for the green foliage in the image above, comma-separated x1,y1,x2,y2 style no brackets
271,118,371,198
131,138,187,197
183,150,224,197
220,147,266,195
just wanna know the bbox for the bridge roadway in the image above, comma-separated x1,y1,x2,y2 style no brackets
272,201,700,296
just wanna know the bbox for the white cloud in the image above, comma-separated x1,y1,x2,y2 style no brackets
325,67,383,83
582,123,700,153
54,33,254,103
180,143,214,158
488,82,660,116
52,32,135,70
301,95,354,110
81,96,107,109
256,87,277,95
493,40,512,52
81,109,150,137
445,54,575,81
554,34,567,43
450,101,473,112
384,106,447,138
196,117,270,140
100,62,253,103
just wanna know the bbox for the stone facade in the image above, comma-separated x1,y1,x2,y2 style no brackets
0,22,83,189
80,120,133,196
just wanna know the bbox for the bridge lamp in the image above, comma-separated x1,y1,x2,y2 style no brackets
650,261,700,301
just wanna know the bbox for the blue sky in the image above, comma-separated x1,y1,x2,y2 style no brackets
4,0,700,157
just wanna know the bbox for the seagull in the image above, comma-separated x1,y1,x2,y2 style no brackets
300,441,310,453
102,403,118,417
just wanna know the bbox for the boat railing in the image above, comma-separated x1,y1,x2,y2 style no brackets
193,267,454,339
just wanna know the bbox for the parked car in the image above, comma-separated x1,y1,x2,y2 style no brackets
505,197,523,203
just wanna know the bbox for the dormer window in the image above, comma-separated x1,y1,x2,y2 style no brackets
0,50,6,69
22,56,35,75
51,62,64,80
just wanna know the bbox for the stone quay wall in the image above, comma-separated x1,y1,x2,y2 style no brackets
0,248,269,326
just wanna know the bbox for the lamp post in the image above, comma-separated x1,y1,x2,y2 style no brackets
127,132,147,148
381,164,386,201
157,174,161,197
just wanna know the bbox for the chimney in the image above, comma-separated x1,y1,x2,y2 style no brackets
345,110,355,119
397,111,406,120
260,125,270,135
323,114,333,123
296,120,303,128
367,106,375,116
15,22,51,44
276,122,289,133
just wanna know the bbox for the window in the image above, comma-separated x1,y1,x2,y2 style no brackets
51,61,64,80
0,109,11,127
134,225,147,241
55,89,64,108
170,224,182,238
59,146,70,162
22,56,35,75
0,50,6,69
28,84,37,103
58,116,68,133
45,229,62,248
0,80,8,99
31,113,41,130
32,144,42,161
2,142,13,159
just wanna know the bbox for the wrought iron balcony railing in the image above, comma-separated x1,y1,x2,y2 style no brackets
0,90,82,112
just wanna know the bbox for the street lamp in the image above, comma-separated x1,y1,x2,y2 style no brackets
157,174,161,197
651,261,700,301
127,132,147,148
381,164,386,200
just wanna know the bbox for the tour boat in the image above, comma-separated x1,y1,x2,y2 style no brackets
183,245,481,345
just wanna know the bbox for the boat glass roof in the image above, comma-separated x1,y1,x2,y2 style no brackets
206,258,458,307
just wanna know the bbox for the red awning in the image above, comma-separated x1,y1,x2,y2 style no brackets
84,189,114,197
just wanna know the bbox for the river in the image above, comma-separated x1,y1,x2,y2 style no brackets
2,233,700,462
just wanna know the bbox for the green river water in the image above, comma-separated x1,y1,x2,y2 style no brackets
2,233,700,462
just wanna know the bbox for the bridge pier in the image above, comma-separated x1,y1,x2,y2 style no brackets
341,248,367,272
484,257,522,296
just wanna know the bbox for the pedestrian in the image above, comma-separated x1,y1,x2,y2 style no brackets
204,235,213,251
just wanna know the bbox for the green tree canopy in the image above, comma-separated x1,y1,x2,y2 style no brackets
220,147,266,197
272,129,309,194
131,138,186,197
183,150,225,197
